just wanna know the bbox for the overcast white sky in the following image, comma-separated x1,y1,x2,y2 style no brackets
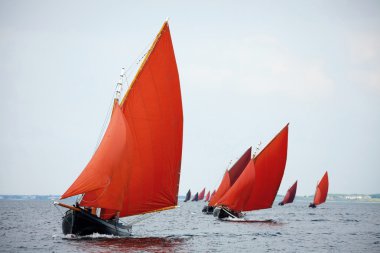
1,0,379,196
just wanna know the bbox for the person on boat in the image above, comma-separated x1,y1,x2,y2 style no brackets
309,203,316,208
278,202,284,206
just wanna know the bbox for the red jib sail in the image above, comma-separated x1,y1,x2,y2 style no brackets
281,181,297,205
208,147,252,206
313,171,329,206
217,124,288,212
61,21,183,219
198,188,206,200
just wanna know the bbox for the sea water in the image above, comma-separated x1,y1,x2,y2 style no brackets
0,200,379,252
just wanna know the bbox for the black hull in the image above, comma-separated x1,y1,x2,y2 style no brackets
213,207,242,219
309,203,317,208
278,202,284,206
202,205,214,214
62,209,132,236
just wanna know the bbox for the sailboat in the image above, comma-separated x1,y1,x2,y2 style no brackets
54,21,183,236
309,171,329,208
202,147,251,214
198,188,206,201
213,124,289,219
192,192,199,202
184,190,191,202
279,181,297,206
204,191,211,202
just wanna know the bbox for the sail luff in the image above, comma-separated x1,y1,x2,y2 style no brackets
120,21,168,106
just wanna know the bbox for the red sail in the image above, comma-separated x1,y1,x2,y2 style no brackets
217,160,256,210
313,171,329,205
208,147,251,206
61,21,183,219
205,191,211,202
211,190,216,198
61,101,132,212
217,124,288,211
198,188,206,200
281,181,297,205
119,22,183,217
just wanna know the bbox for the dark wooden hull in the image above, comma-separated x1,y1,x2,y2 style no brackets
202,205,214,214
62,209,132,236
309,203,317,208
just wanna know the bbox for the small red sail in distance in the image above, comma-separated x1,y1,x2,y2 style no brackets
60,21,183,219
280,181,297,205
208,147,252,206
198,188,206,200
313,171,329,206
204,191,211,202
217,124,289,212
210,190,216,199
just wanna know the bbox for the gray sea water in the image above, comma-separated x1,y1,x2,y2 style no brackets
0,200,379,252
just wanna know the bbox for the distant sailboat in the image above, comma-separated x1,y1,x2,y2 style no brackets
309,172,329,208
192,192,199,202
198,188,206,201
279,181,297,206
184,190,191,202
210,190,216,199
203,147,252,214
55,21,183,236
213,124,289,219
204,191,211,202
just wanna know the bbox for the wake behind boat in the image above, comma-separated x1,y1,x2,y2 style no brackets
55,21,183,236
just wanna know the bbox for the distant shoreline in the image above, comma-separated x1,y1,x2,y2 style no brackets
0,194,379,202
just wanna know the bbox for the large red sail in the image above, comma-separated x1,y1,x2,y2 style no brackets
313,171,329,205
281,181,297,205
198,188,206,200
61,101,132,212
61,21,183,219
119,22,183,217
217,124,289,212
208,147,251,206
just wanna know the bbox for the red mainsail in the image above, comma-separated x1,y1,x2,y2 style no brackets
217,124,289,212
198,188,206,200
281,181,297,205
208,147,251,206
61,21,183,219
313,171,329,205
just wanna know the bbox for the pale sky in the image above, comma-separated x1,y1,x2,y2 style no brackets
1,1,379,196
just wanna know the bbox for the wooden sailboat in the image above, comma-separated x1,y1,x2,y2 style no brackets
204,191,211,202
198,188,206,201
213,124,289,219
279,181,297,206
55,21,183,236
202,147,252,214
309,171,329,208
192,192,199,202
184,189,191,202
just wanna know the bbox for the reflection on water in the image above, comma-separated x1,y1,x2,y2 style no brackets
69,236,186,253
